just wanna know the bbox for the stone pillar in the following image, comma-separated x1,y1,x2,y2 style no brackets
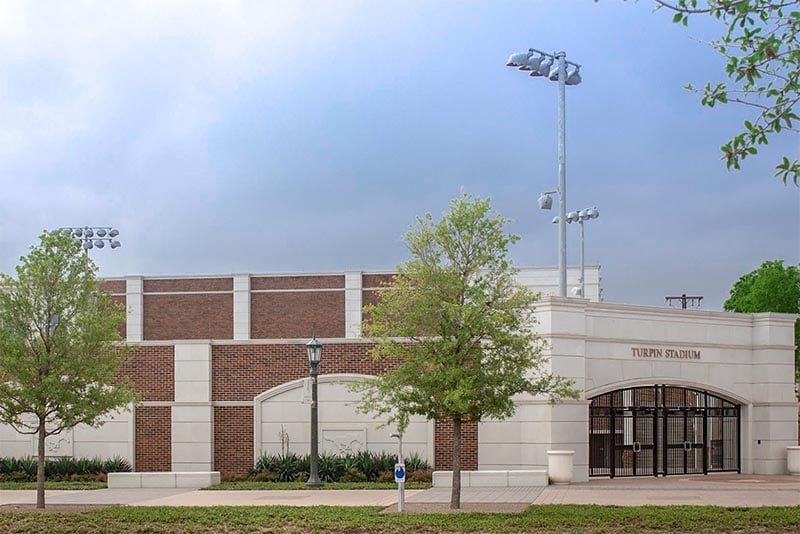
477,296,589,479
126,277,143,342
345,271,362,339
172,343,214,472
749,313,798,474
537,297,590,482
233,274,250,341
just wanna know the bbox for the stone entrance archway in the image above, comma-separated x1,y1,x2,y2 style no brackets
589,385,740,477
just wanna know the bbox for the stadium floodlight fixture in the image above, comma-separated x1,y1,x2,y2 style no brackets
538,190,558,210
58,226,122,253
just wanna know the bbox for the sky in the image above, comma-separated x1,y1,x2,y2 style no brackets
0,0,798,309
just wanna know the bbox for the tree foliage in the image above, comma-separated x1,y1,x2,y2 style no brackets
0,231,137,507
353,194,578,508
644,1,800,185
723,259,800,381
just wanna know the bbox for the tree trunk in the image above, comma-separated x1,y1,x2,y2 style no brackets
450,416,461,510
36,420,46,509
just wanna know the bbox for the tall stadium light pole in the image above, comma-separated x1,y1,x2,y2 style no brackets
507,48,582,297
59,226,121,252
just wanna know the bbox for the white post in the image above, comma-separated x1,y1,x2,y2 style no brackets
579,220,585,298
392,433,405,512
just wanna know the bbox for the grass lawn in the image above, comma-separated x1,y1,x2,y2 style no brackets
0,481,106,490
1,505,800,533
206,480,431,490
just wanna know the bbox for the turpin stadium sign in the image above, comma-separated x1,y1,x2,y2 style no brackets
631,347,701,360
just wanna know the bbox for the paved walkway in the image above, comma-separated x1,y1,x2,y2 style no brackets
0,488,422,507
2,475,798,509
532,474,800,507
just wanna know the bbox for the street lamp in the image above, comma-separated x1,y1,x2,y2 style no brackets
59,226,121,252
507,48,582,297
305,335,323,488
567,207,599,298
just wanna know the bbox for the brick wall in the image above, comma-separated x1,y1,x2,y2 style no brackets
126,340,478,474
250,292,345,339
120,345,174,401
143,278,233,292
143,294,233,340
434,419,478,471
251,275,344,290
209,342,433,475
214,406,254,479
211,342,394,401
135,406,171,471
99,280,127,293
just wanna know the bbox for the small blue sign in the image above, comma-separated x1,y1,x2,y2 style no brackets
394,463,406,483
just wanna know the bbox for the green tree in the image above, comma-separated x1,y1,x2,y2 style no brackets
723,259,800,381
353,194,578,509
635,1,800,185
0,231,137,508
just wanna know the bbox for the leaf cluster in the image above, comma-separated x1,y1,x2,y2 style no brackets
654,1,800,185
0,231,137,437
723,259,800,382
353,194,578,432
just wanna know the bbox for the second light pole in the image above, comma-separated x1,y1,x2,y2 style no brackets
507,48,582,297
566,207,599,298
305,336,323,488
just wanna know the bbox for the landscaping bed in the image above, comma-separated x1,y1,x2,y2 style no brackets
0,456,130,488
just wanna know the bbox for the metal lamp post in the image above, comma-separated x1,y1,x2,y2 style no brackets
305,336,323,488
507,48,582,297
566,207,599,298
59,226,121,252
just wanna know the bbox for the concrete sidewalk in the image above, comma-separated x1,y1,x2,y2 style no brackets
532,474,800,507
0,488,422,508
2,475,798,509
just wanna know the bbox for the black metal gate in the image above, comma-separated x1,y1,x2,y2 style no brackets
589,385,740,477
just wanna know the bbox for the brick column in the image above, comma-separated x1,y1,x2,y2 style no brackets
434,419,478,470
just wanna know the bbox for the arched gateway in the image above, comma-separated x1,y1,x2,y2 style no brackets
589,385,740,477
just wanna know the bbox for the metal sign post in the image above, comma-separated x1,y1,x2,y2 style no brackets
391,433,405,512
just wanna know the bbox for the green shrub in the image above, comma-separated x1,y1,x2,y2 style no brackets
405,451,430,472
251,451,431,484
0,456,131,482
251,470,277,482
102,456,132,473
340,467,367,482
376,470,394,483
407,469,432,483
317,452,344,483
